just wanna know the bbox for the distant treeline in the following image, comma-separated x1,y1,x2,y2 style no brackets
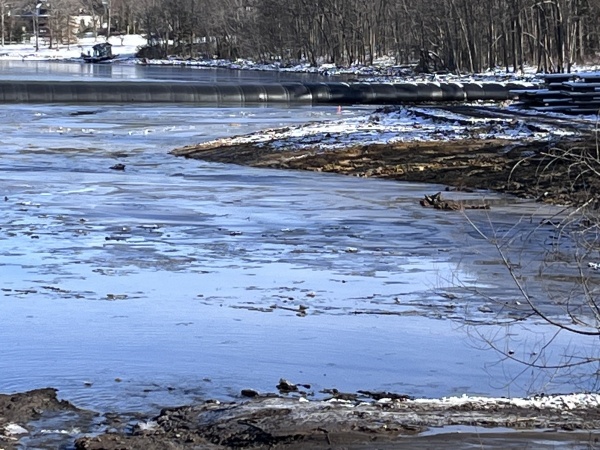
133,0,599,72
17,0,600,72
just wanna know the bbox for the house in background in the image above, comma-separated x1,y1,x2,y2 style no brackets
71,14,96,36
14,2,103,48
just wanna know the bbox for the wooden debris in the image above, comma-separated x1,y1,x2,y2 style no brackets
357,390,414,401
420,192,490,210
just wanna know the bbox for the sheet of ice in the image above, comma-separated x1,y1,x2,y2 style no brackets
0,103,597,415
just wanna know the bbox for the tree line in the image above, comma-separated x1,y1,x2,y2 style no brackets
6,0,600,72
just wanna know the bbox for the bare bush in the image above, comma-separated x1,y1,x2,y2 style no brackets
462,133,600,393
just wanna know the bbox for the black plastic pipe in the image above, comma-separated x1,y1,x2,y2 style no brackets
0,80,517,104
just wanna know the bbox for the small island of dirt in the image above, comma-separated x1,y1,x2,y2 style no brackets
171,106,600,209
172,136,600,209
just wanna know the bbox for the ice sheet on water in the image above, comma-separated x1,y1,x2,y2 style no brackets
0,103,595,414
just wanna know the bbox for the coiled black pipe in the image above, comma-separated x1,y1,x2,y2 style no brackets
0,80,518,104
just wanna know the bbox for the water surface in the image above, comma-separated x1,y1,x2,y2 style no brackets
0,102,595,413
0,61,342,83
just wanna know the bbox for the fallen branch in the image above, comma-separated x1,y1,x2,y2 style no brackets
420,192,490,210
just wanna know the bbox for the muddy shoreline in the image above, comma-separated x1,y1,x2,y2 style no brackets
170,103,600,208
172,136,598,208
3,388,600,449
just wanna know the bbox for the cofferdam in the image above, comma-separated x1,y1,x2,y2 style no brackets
0,80,524,104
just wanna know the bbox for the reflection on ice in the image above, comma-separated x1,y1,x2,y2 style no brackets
0,61,339,83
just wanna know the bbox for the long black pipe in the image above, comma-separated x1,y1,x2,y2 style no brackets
0,80,523,104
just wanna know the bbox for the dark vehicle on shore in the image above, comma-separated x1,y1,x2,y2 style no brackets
82,43,115,63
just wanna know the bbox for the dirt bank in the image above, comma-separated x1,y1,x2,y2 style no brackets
3,389,600,449
76,394,600,450
173,136,600,208
0,389,97,450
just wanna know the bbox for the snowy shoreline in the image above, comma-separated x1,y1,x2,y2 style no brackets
174,104,588,155
3,388,600,449
3,33,599,85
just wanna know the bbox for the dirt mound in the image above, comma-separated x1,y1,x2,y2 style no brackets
172,136,600,208
0,389,89,449
0,388,80,424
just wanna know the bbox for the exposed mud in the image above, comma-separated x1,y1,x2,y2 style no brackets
0,388,78,423
172,136,600,209
76,395,600,450
0,389,97,450
3,388,600,449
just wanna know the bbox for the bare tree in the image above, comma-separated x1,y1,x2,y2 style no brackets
46,0,80,47
16,0,600,72
460,135,600,392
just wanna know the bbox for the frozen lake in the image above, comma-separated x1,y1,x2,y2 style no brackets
0,99,595,413
0,61,343,83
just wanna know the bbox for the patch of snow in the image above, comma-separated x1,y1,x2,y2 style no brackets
409,393,600,410
195,106,584,153
3,423,28,435
0,34,146,61
135,420,158,431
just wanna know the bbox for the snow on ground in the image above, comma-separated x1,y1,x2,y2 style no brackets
0,34,146,61
303,392,600,411
198,105,586,152
405,392,600,410
135,56,545,85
